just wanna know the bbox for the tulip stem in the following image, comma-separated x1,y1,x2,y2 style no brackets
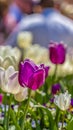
21,89,31,130
61,114,64,130
55,107,60,129
6,94,12,130
3,94,7,130
52,65,57,83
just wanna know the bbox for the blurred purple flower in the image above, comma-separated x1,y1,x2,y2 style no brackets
18,59,50,90
50,98,54,103
51,83,61,95
0,94,3,104
71,98,73,107
49,42,66,64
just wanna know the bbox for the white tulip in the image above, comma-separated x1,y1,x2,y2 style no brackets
54,91,71,111
0,66,22,94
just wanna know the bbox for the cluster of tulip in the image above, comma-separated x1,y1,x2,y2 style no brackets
0,41,73,130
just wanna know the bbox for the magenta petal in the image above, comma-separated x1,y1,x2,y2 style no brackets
71,98,73,107
56,44,66,64
23,59,38,70
0,94,3,104
28,69,45,90
40,64,50,78
18,59,38,87
49,46,58,64
44,66,50,78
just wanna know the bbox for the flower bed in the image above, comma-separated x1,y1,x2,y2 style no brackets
0,42,73,130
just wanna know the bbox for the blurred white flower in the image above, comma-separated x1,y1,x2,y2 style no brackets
25,44,49,64
0,56,18,69
49,55,73,77
0,66,23,94
0,46,21,65
54,91,71,111
17,31,33,49
0,56,3,66
14,88,28,102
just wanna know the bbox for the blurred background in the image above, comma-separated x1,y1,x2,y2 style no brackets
0,0,73,45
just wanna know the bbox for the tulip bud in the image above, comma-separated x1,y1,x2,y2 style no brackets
49,41,66,64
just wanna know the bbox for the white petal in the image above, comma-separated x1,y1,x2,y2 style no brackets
0,56,3,66
58,94,65,110
0,67,5,88
5,66,15,81
7,72,21,94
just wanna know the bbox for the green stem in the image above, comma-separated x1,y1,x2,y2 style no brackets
52,65,57,83
21,89,31,130
55,107,60,130
6,95,12,130
3,94,7,130
61,114,64,130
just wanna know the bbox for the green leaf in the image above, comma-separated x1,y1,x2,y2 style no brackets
10,108,21,130
67,119,73,130
28,108,41,130
60,74,73,96
34,105,55,129
0,126,4,130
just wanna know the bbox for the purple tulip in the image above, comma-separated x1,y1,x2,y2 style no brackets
71,98,73,107
51,83,61,95
49,42,66,64
18,59,50,90
0,94,3,104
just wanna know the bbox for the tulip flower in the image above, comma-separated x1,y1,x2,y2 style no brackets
49,42,66,64
51,83,61,95
54,91,71,111
18,59,50,90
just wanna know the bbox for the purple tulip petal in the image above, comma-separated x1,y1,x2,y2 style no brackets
19,59,38,87
44,66,50,78
40,64,50,78
56,44,66,64
71,98,73,107
28,69,45,90
0,94,3,104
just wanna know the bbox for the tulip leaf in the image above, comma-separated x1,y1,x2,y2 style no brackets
28,107,41,130
60,74,73,96
67,119,73,130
